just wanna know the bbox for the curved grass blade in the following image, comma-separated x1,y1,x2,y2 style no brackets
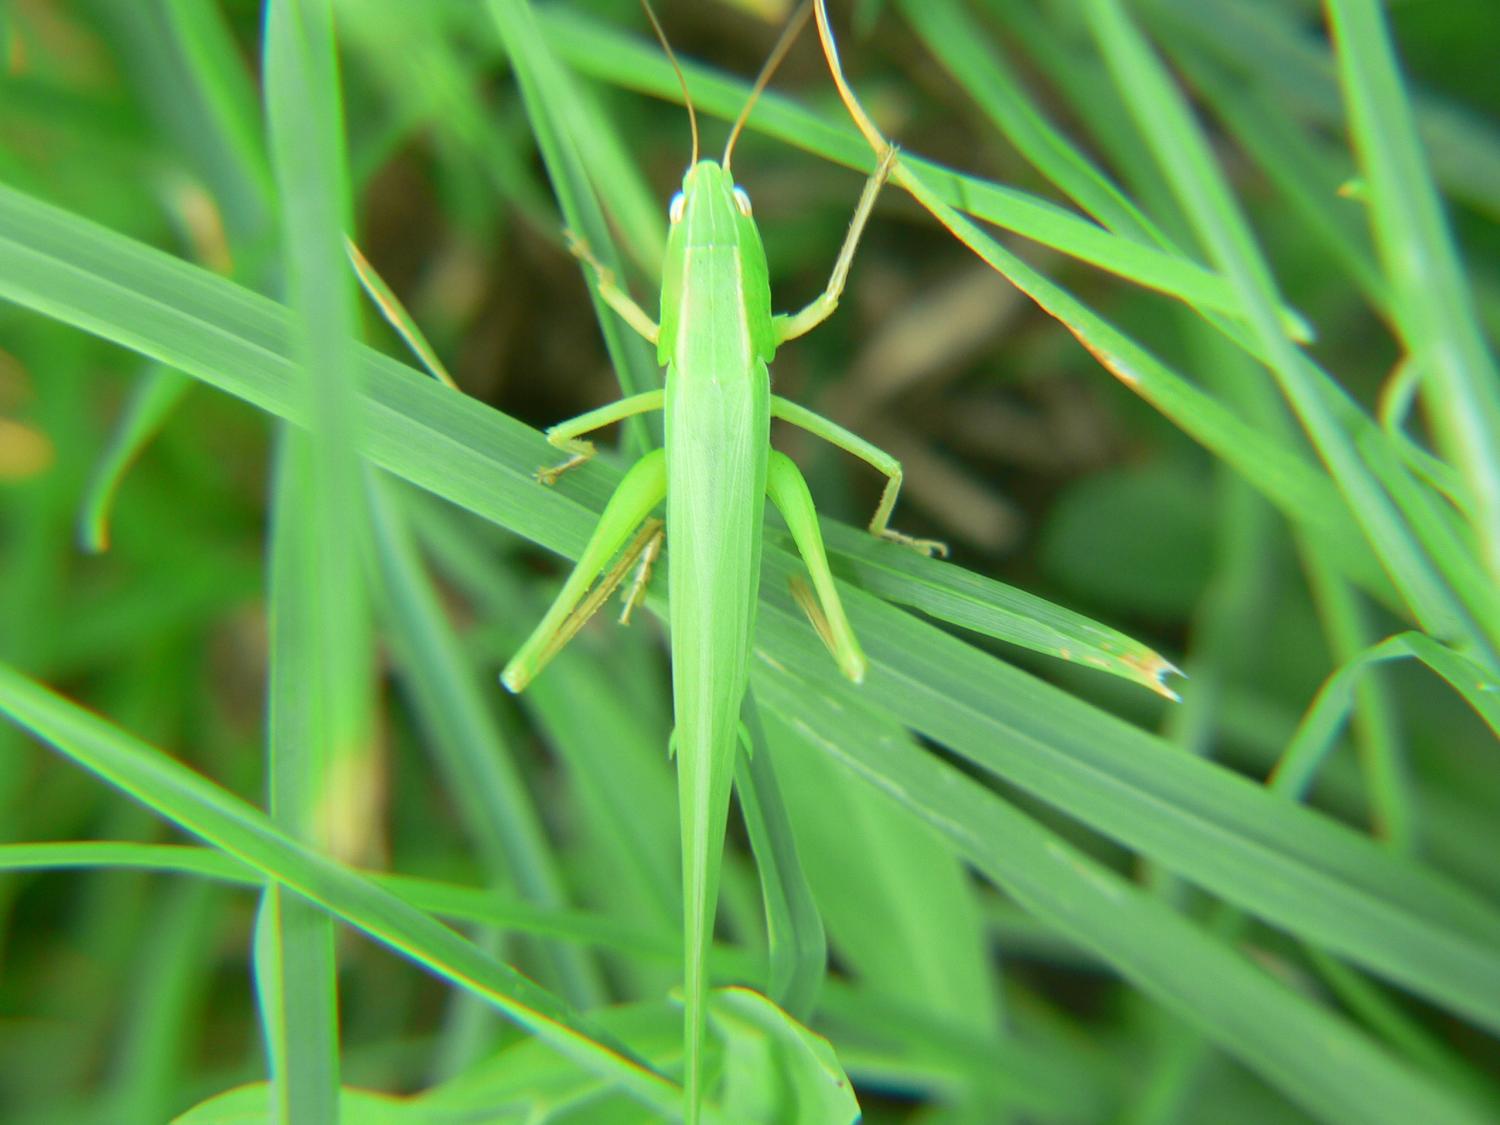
1274,632,1500,801
78,364,191,552
1323,0,1500,586
815,520,1180,698
0,663,690,1117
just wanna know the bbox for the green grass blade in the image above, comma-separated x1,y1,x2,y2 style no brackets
486,0,660,454
0,663,688,1116
734,695,827,1021
756,549,1500,1034
365,475,606,1009
78,364,191,552
816,520,1180,698
850,160,1390,602
1324,0,1500,585
1146,0,1500,225
262,435,342,1125
751,657,1489,1125
1153,15,1389,308
1274,632,1500,802
1080,0,1490,663
767,707,1002,1044
895,0,1161,243
102,881,221,1124
0,841,681,962
261,1,376,1115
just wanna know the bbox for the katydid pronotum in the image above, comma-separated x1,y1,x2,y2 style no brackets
497,3,943,1117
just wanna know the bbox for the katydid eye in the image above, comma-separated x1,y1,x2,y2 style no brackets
669,191,686,223
733,187,753,216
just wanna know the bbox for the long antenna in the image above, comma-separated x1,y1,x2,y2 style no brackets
723,0,813,174
640,0,698,166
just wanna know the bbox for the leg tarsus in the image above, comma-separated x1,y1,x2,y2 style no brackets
566,230,661,345
773,145,898,345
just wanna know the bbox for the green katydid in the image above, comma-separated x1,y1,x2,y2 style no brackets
499,2,942,1116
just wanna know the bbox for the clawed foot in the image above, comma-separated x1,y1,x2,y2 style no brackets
536,454,585,486
880,528,948,558
535,436,595,486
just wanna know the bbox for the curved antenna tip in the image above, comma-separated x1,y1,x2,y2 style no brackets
641,0,699,166
723,0,813,174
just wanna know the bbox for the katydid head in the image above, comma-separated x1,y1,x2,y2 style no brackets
657,159,775,363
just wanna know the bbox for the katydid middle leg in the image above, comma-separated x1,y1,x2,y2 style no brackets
536,390,664,484
772,395,947,557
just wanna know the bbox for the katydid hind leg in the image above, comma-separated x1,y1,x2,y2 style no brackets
501,449,667,692
767,451,867,682
772,396,948,557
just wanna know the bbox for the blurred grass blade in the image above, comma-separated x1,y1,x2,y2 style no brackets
767,707,1002,1043
262,0,376,1117
1147,0,1500,225
346,238,458,389
1274,632,1500,801
0,663,689,1115
486,0,660,454
78,364,191,552
262,432,341,1125
1158,25,1389,309
734,695,826,1020
895,0,1161,243
0,841,680,962
366,475,606,1009
751,656,1488,1125
713,988,859,1123
1323,0,1500,586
